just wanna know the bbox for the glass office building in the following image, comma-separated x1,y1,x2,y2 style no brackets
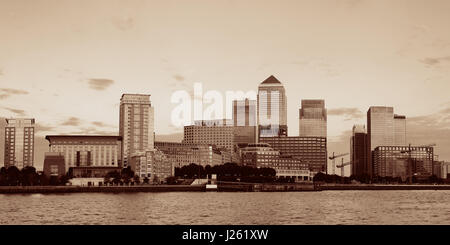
257,75,288,138
299,100,327,137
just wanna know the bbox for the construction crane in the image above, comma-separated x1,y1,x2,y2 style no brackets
400,143,436,184
336,159,351,177
329,152,349,175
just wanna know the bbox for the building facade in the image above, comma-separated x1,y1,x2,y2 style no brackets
373,146,433,180
257,75,288,138
367,106,406,177
129,149,173,182
350,125,368,176
299,100,327,137
4,118,35,169
184,124,235,151
45,135,122,172
394,114,407,145
259,136,327,173
233,99,256,127
240,143,311,181
155,141,229,168
43,152,66,178
119,94,155,167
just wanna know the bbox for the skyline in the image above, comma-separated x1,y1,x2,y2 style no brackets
1,0,450,171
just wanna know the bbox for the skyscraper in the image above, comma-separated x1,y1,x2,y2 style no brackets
233,98,256,127
233,98,257,145
119,94,154,167
350,125,368,176
257,75,287,138
4,118,35,169
299,99,327,137
367,106,406,177
394,114,406,145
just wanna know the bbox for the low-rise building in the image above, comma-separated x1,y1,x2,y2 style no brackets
43,152,66,178
259,136,327,173
155,141,234,167
240,143,311,181
45,135,122,172
373,146,434,180
129,149,173,183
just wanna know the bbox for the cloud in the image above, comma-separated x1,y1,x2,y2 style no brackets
420,56,450,66
0,88,29,100
112,17,134,31
87,78,114,91
1,107,26,116
92,121,114,128
61,117,81,126
0,88,28,95
68,127,117,135
173,74,185,81
328,107,364,119
35,123,54,132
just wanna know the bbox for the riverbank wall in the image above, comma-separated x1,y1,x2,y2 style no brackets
0,185,205,194
318,184,450,191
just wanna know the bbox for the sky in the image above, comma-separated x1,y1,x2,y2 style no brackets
0,0,449,173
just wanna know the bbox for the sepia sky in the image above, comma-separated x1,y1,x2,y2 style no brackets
0,0,449,170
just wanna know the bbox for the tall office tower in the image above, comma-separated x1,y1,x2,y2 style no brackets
350,125,368,176
394,114,406,145
119,94,154,168
4,118,35,169
257,75,287,138
233,99,256,126
299,99,327,137
233,99,257,145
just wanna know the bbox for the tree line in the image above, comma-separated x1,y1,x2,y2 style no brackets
175,162,282,183
0,166,69,186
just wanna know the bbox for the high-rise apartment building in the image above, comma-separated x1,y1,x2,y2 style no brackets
299,100,327,137
4,118,35,169
350,125,368,176
367,106,407,177
257,75,287,138
119,94,155,167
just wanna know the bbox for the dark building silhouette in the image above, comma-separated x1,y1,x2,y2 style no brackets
43,152,66,178
350,125,368,176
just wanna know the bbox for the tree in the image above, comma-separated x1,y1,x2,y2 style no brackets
0,167,8,186
313,172,326,182
133,175,141,185
166,176,177,185
6,166,21,186
143,177,150,184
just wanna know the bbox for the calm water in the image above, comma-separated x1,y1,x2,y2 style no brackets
1,190,449,225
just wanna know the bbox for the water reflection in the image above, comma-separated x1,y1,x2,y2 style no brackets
0,191,449,225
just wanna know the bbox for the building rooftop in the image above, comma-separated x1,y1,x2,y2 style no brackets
45,135,122,141
260,75,282,85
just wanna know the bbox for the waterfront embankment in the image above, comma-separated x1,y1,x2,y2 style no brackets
2,183,450,194
0,185,205,194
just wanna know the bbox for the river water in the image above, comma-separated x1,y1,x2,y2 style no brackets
0,190,449,225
